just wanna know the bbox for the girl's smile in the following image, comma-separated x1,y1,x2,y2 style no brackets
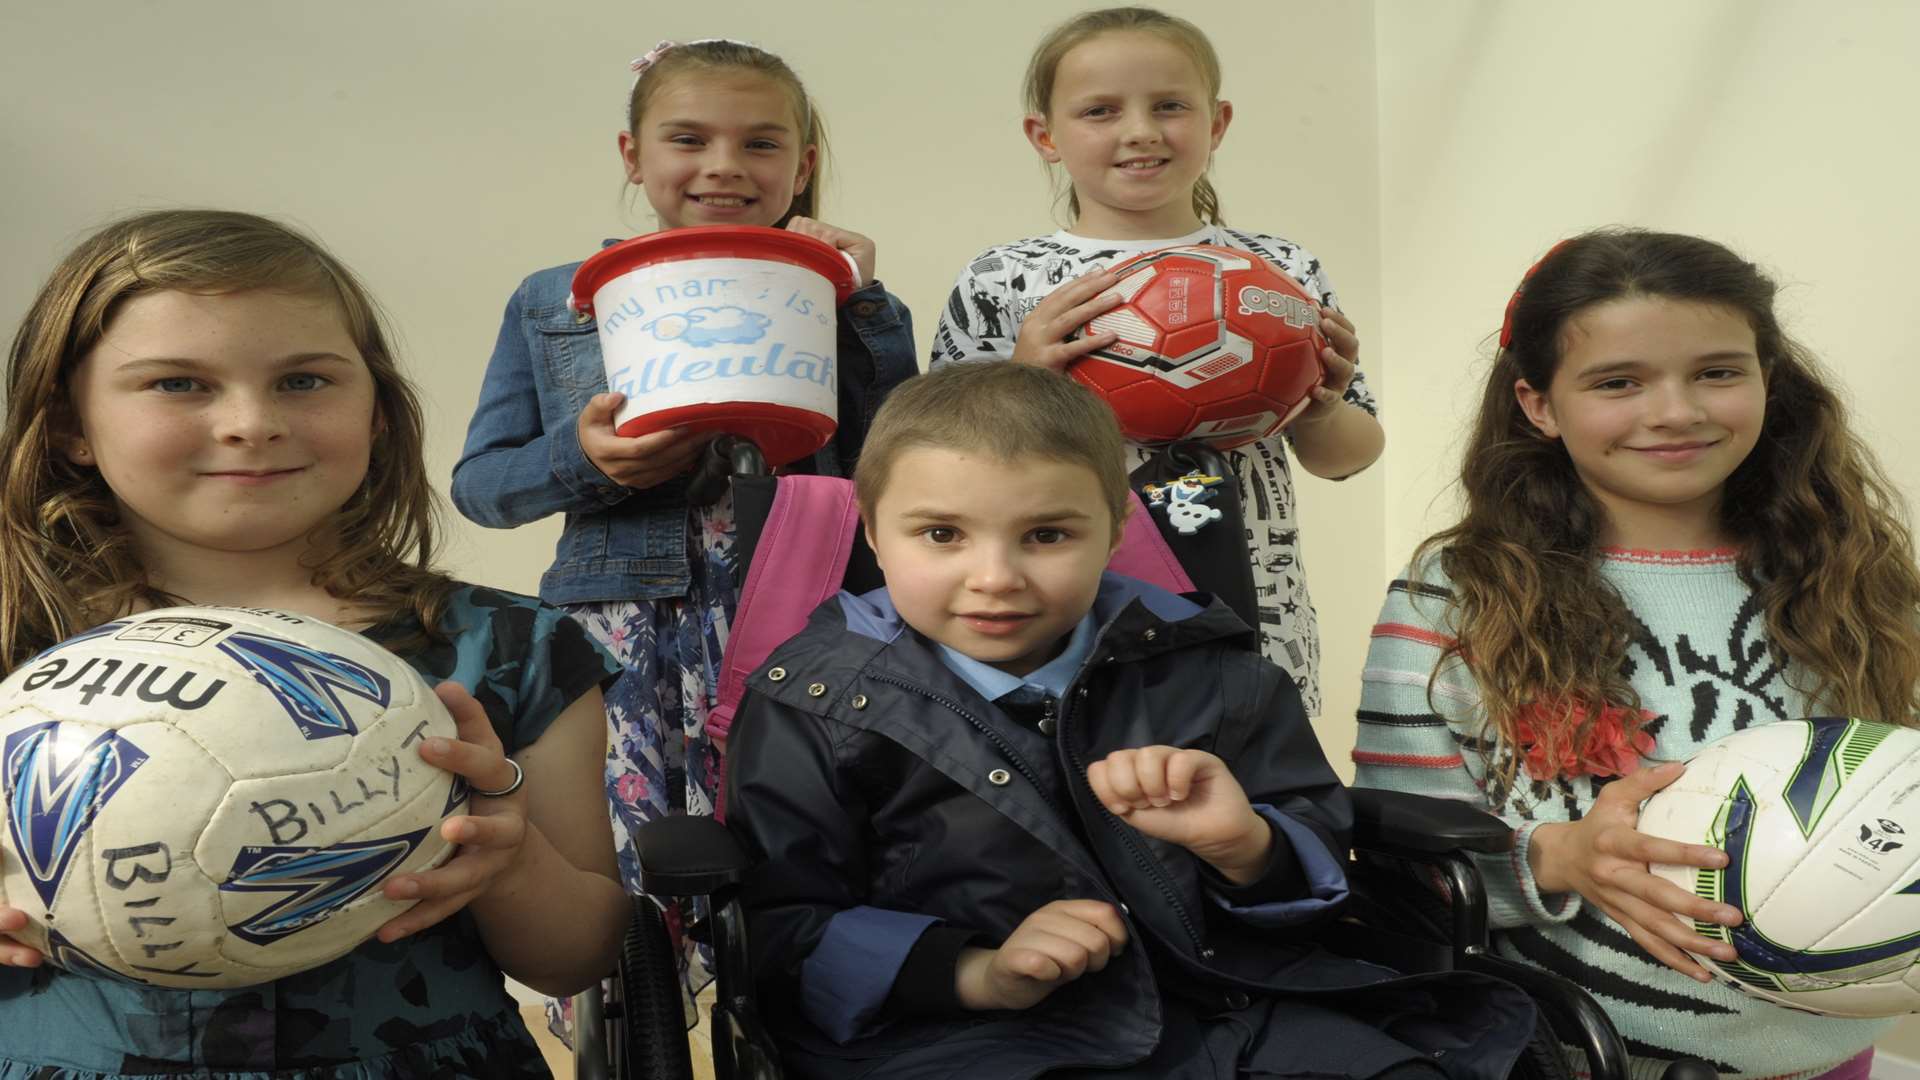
1628,440,1720,463
63,288,380,573
203,466,308,485
1025,31,1231,239
620,72,815,231
1516,296,1766,549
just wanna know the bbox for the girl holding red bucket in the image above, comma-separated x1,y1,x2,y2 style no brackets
451,37,917,1032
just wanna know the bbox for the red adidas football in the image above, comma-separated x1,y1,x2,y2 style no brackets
1069,244,1328,449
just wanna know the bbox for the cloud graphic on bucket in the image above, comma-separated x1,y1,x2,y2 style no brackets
641,306,773,347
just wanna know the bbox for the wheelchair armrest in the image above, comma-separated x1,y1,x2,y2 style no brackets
635,815,752,897
1350,788,1514,856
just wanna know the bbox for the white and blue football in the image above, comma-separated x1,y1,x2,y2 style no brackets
0,607,466,987
1642,717,1920,1017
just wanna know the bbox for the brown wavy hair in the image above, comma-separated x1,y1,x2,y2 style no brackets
626,39,829,225
1419,228,1920,772
1023,6,1225,227
2,209,453,670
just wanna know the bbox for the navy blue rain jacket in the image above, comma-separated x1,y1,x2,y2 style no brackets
726,575,1535,1080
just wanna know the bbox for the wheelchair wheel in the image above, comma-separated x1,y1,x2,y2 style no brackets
618,897,696,1080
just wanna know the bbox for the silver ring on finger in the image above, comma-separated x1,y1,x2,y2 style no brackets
474,757,525,799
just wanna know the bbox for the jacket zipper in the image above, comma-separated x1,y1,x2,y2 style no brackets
1057,674,1214,961
867,650,1215,962
865,673,1065,818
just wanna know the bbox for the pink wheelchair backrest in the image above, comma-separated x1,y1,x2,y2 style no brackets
707,476,1193,817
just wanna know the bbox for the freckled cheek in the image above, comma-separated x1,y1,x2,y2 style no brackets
111,418,204,471
302,403,378,452
314,428,375,462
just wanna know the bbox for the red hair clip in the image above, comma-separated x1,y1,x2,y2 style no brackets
1498,239,1573,350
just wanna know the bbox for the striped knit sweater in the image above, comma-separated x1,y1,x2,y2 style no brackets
1353,550,1893,1080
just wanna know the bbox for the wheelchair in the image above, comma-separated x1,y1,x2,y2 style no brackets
572,440,1715,1080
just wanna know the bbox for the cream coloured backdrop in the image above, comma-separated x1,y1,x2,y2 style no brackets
6,1,1917,781
1376,0,1920,564
6,0,1920,1054
1372,1,1920,1058
0,0,1385,750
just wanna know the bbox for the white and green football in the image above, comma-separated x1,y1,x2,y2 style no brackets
1642,717,1920,1017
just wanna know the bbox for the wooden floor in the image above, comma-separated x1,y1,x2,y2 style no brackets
523,988,716,1080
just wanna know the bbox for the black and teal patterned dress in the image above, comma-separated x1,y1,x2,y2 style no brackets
0,584,619,1078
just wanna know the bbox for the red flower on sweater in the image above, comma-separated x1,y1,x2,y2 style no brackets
1513,699,1655,782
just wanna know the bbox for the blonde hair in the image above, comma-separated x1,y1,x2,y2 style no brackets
626,39,829,224
1024,6,1225,226
855,364,1130,540
2,209,452,669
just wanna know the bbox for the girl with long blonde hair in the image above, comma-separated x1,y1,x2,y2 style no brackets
931,6,1386,718
0,209,627,1078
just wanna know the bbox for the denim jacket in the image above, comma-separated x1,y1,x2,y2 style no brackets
452,246,917,605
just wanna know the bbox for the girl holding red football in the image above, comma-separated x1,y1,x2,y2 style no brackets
930,6,1383,716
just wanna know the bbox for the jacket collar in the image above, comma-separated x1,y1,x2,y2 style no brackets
746,570,1256,725
936,612,1098,704
753,571,1254,718
836,571,1219,647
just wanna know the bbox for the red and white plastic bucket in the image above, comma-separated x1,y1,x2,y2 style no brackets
570,225,858,467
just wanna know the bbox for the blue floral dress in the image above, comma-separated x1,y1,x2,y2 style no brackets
552,499,736,1034
0,584,620,1079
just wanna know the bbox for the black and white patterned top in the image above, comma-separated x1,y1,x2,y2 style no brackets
930,225,1379,715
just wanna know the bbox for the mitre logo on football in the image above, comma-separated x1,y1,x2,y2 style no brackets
215,632,392,741
4,722,149,907
18,657,225,710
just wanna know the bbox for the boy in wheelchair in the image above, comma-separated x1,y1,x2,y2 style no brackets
724,362,1536,1079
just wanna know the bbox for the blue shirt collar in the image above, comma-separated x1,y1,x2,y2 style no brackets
935,613,1098,704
